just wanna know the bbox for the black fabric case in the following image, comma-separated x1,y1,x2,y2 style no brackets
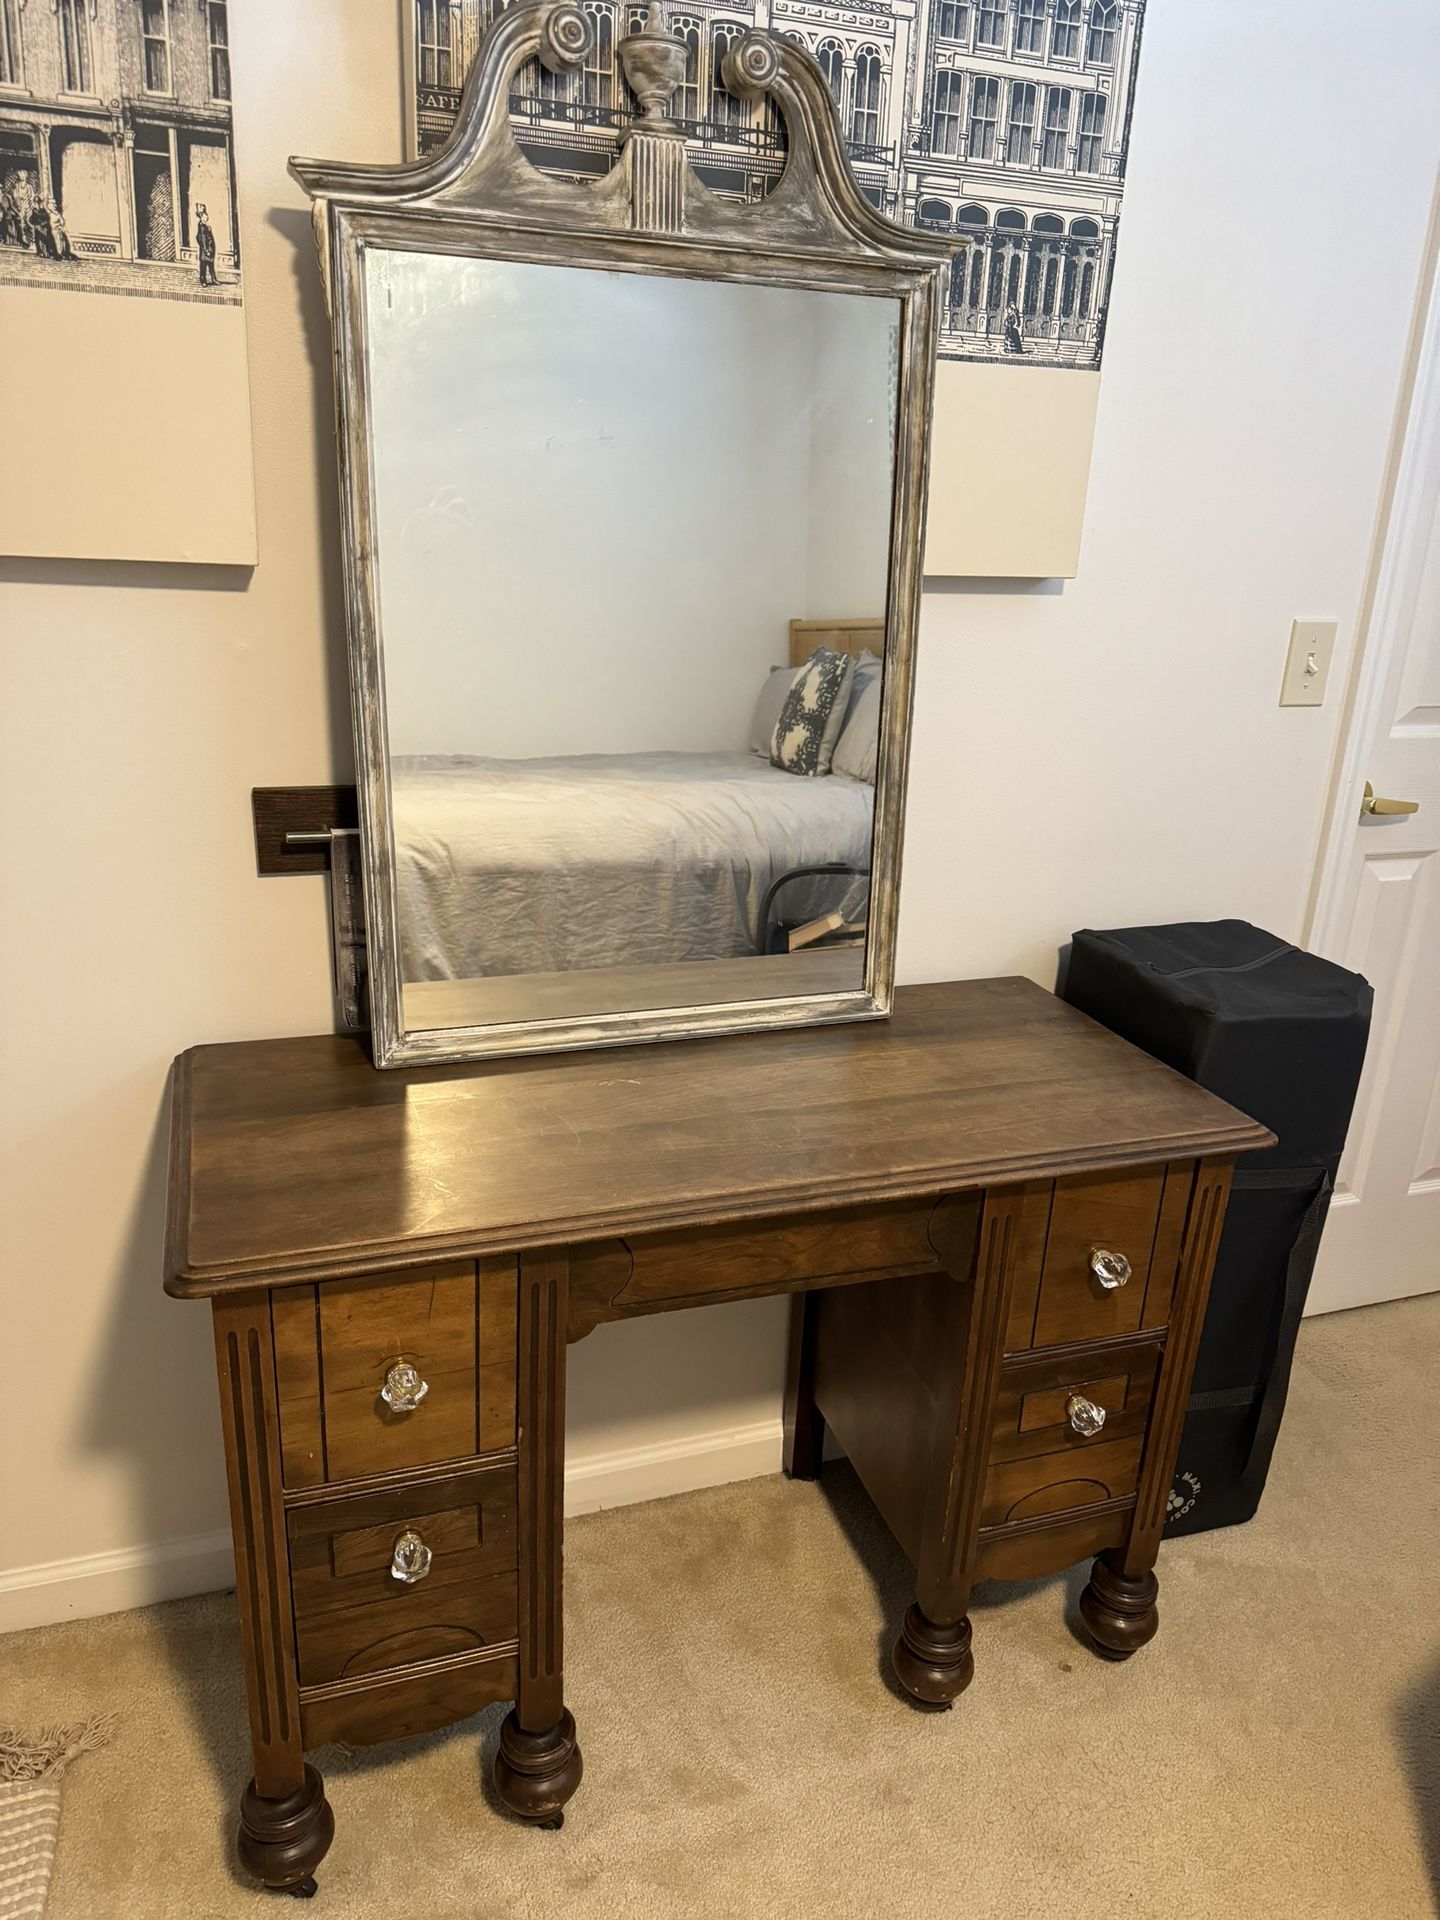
1063,920,1371,1536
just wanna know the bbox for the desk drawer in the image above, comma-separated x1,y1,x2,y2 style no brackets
570,1195,981,1324
272,1259,517,1488
981,1341,1160,1529
1005,1166,1191,1353
287,1464,518,1686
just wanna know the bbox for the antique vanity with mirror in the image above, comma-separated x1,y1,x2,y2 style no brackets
317,0,938,1068
163,2,1270,1897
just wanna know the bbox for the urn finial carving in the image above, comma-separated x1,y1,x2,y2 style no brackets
618,1,689,125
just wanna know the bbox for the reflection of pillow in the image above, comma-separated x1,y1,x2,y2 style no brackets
832,675,881,783
840,649,883,727
749,665,797,756
770,649,855,777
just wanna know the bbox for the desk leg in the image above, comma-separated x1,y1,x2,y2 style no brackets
495,1251,584,1829
893,1191,1022,1709
1080,1158,1233,1661
212,1296,334,1896
782,1293,825,1479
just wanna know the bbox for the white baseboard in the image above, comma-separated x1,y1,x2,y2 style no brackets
563,1416,783,1517
1,1419,785,1634
0,1529,237,1635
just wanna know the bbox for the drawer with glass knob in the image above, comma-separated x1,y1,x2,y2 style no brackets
270,1258,518,1487
286,1463,519,1687
979,1339,1161,1531
1004,1163,1196,1353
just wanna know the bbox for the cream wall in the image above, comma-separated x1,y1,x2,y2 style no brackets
376,261,811,760
804,293,899,623
373,266,893,761
3,0,1439,1627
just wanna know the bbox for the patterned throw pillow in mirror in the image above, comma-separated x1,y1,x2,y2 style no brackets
749,663,799,756
770,648,855,777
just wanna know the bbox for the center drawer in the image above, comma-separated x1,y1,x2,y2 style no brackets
287,1464,519,1686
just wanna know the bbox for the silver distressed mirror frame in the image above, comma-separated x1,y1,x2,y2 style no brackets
290,1,956,1068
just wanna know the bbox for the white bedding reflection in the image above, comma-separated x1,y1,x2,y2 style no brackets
393,748,873,982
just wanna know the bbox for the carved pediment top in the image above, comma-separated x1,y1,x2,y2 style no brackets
288,1,957,269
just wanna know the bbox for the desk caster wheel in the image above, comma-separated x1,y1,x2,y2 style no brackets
240,1768,332,1899
892,1605,973,1707
1079,1554,1159,1661
494,1709,582,1829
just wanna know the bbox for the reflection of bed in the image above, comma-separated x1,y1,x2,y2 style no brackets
393,747,873,981
394,618,883,986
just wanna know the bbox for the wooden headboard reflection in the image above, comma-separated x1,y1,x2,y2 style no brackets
788,617,884,667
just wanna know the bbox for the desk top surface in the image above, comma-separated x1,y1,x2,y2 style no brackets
165,977,1272,1296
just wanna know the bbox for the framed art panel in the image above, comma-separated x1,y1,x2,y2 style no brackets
403,0,1147,578
0,0,257,563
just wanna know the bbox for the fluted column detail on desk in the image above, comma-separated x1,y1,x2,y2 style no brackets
495,1250,583,1828
916,1184,1029,1616
212,1292,334,1891
892,1183,1032,1707
213,1294,303,1792
517,1252,567,1719
1123,1156,1233,1571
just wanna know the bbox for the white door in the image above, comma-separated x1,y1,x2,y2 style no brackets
1307,223,1440,1315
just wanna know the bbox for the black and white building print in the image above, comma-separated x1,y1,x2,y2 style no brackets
0,0,240,299
412,0,1143,369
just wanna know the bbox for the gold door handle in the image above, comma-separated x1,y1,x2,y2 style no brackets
1361,783,1420,818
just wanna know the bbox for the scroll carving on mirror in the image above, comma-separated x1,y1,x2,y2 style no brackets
290,1,956,1066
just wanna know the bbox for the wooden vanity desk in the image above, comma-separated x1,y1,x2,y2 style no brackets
165,977,1271,1895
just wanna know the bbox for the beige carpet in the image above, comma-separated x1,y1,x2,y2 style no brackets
4,1295,1438,1920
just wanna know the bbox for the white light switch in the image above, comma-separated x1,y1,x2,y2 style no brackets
1280,619,1337,707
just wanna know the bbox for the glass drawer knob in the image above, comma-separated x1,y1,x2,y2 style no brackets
1067,1393,1107,1437
1089,1247,1132,1291
390,1529,432,1584
381,1360,429,1413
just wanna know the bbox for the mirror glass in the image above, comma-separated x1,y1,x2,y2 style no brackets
364,249,900,1035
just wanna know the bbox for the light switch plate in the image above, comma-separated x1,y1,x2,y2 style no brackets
1280,618,1337,707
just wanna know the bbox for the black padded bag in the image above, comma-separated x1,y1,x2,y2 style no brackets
1063,920,1371,1536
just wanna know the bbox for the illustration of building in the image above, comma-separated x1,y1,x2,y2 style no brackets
0,0,240,296
904,0,1141,365
412,0,1143,367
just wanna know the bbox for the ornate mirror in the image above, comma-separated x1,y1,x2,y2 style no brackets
291,2,954,1067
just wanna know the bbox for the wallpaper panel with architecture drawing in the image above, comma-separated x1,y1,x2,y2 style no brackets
407,0,1146,574
0,0,255,561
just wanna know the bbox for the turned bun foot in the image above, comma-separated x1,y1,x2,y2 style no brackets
238,1766,334,1895
892,1604,974,1707
494,1708,583,1827
1079,1554,1160,1661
